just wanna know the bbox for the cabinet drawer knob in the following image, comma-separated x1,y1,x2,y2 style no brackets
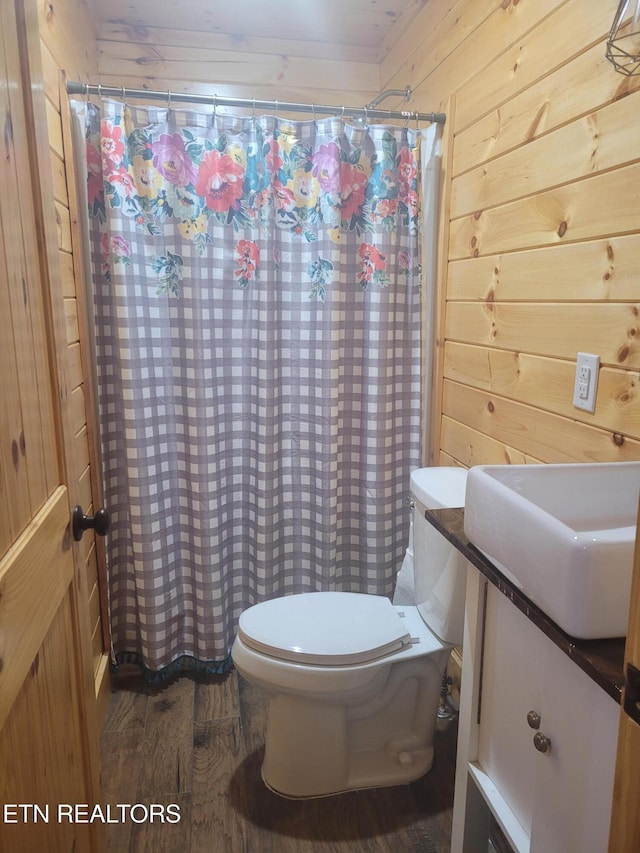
527,710,541,729
533,732,551,754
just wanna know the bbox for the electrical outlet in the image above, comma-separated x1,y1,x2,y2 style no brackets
573,352,600,413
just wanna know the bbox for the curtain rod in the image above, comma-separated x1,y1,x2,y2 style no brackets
66,81,446,125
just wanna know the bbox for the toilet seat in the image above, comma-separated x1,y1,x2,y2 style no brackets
238,591,412,666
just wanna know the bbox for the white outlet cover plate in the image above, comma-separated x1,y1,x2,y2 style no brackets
573,352,600,413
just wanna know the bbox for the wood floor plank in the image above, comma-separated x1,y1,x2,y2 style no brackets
190,717,254,853
102,684,148,733
101,730,144,853
194,669,241,722
128,793,192,853
137,677,195,796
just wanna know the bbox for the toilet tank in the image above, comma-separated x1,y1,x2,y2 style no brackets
411,467,468,646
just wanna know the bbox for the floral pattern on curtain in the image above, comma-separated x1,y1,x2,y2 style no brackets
83,99,422,677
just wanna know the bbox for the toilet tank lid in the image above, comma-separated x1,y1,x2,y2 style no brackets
410,466,468,509
238,592,411,666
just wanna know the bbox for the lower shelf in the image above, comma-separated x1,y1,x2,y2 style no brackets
468,762,530,853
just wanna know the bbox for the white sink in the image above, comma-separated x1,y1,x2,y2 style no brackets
464,462,640,639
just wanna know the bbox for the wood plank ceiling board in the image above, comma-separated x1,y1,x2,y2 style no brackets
88,0,426,57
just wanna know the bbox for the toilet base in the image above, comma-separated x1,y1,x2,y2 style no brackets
260,651,449,798
260,747,434,800
262,745,435,799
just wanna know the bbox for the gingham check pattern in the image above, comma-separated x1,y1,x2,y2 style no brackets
86,102,422,673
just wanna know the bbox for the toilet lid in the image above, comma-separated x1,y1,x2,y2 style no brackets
238,592,411,666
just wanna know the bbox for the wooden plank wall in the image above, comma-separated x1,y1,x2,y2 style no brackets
34,0,111,711
383,0,640,468
93,21,381,111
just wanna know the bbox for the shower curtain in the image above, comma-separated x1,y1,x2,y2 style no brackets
73,97,437,677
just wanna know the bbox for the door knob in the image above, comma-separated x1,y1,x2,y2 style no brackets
72,505,111,541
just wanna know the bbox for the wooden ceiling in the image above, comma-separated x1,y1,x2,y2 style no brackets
90,0,429,59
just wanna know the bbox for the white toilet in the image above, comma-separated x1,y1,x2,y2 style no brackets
231,466,468,798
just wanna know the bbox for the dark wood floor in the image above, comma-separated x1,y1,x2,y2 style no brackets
101,667,458,852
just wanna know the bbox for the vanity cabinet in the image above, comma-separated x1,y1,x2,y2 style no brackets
452,568,619,853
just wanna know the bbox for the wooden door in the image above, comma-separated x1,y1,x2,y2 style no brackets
0,0,103,850
609,499,640,851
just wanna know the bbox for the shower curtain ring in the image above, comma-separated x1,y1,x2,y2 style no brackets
167,90,172,109
97,84,102,98
274,99,278,117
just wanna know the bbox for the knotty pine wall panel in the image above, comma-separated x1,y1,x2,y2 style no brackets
452,41,640,178
445,303,639,369
447,236,640,302
443,380,640,464
69,385,88,436
453,0,616,131
50,149,68,207
451,95,639,219
440,414,533,468
443,343,639,437
383,0,640,467
449,164,640,258
382,0,564,115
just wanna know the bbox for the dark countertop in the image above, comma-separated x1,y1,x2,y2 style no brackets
426,507,626,705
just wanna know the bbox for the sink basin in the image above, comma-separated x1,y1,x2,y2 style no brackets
464,462,640,639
